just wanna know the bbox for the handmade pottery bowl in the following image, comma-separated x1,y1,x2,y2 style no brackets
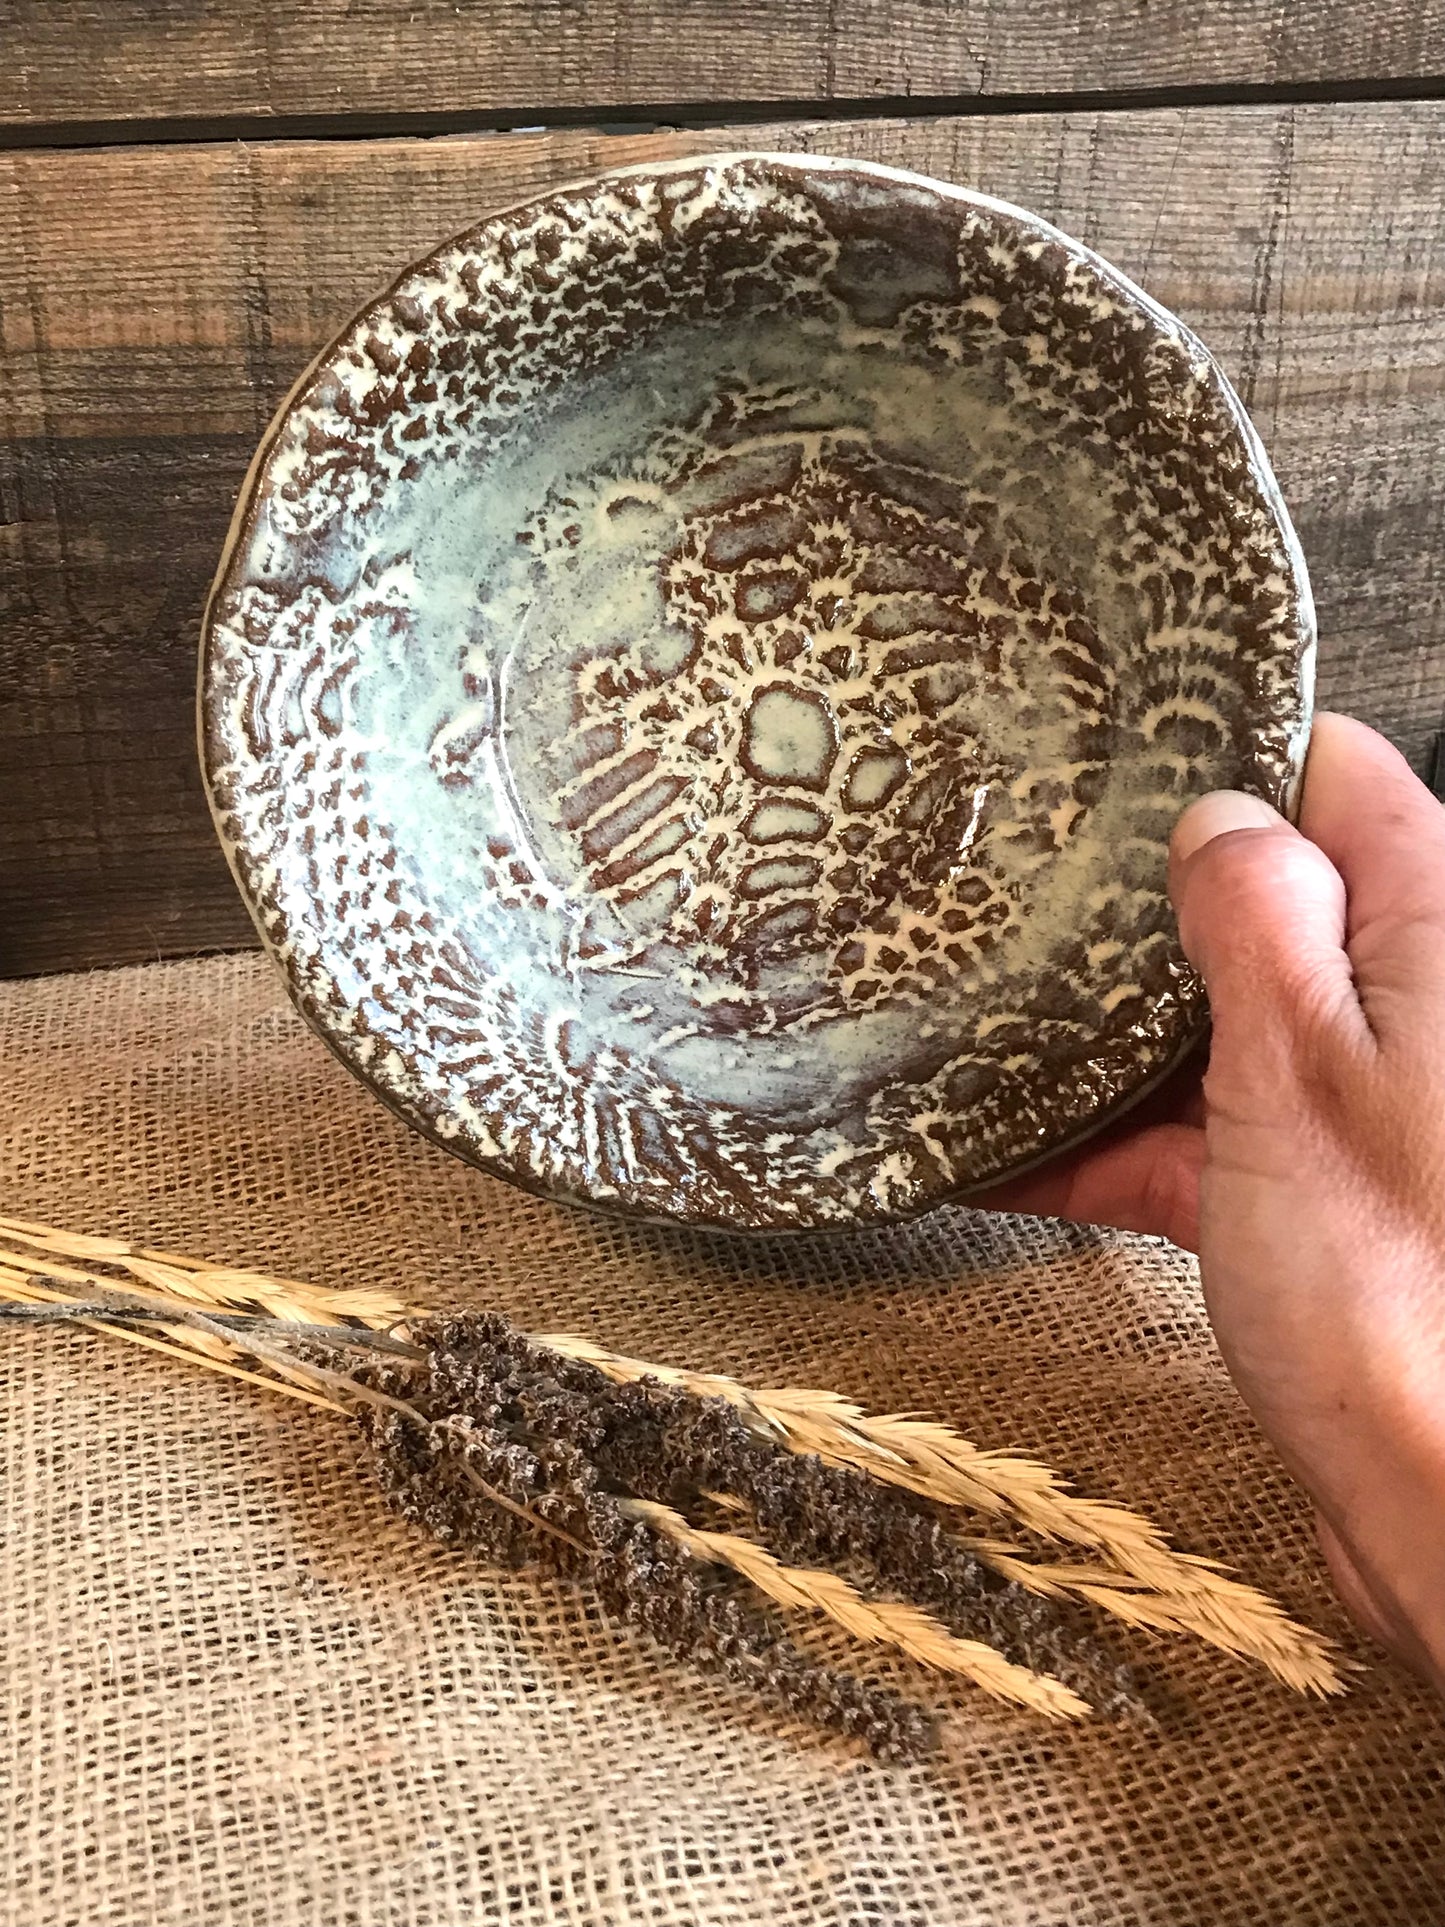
200,153,1314,1231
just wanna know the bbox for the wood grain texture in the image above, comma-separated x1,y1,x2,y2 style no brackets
4,105,1445,972
2,0,1445,128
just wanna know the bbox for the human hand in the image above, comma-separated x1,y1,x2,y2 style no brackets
987,713,1445,1682
979,1047,1207,1253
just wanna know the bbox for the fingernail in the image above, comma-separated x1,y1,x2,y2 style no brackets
1171,790,1284,867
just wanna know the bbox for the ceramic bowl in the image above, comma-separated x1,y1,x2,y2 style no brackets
200,153,1314,1231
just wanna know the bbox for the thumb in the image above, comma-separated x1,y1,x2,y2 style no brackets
1168,792,1365,1074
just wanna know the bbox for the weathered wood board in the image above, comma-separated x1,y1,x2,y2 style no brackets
4,105,1444,971
3,0,1444,130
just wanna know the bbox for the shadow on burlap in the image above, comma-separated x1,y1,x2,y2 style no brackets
2,955,1442,1926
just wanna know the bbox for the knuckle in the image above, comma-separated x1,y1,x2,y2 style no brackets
1181,831,1335,969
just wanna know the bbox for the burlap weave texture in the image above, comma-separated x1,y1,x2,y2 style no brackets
2,954,1442,1926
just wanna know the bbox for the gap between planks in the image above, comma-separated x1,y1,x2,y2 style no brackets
6,72,1445,154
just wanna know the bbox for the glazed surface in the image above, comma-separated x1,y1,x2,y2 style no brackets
201,155,1313,1227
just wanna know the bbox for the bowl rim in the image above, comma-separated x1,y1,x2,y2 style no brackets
198,149,1316,1232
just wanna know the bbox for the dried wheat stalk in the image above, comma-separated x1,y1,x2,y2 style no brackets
537,1334,1346,1697
970,1544,1344,1698
0,1213,1345,1699
619,1498,1090,1719
0,1212,407,1327
0,1228,1083,1735
0,1260,352,1412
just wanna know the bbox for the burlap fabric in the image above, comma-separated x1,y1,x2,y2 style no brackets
2,954,1442,1926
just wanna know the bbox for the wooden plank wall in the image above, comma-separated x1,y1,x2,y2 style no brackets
5,2,1444,127
3,6,1445,974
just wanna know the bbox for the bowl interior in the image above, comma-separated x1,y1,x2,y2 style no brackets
202,155,1312,1228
